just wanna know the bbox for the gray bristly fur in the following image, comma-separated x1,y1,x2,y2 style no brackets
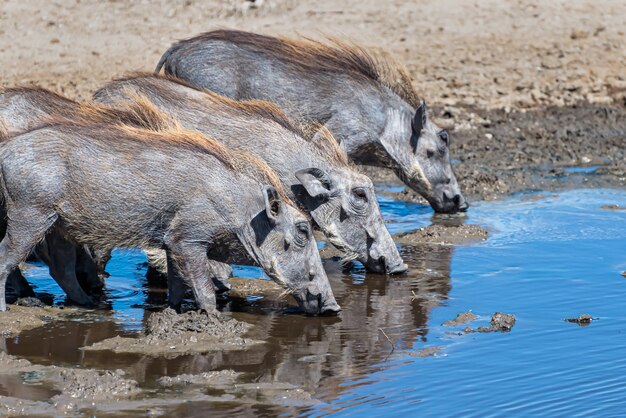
93,74,407,274
0,122,339,315
154,29,468,214
0,87,106,305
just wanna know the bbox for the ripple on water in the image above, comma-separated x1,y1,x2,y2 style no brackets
5,188,626,417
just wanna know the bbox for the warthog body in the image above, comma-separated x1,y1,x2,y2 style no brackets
155,29,468,213
0,118,339,315
0,87,122,304
0,87,201,305
94,74,406,274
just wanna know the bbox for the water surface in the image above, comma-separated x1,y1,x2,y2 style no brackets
3,188,626,416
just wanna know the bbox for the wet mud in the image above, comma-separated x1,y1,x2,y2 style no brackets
443,311,479,327
565,314,594,326
0,305,75,337
370,103,626,204
0,351,141,415
395,224,488,246
83,308,261,356
462,312,517,333
409,346,444,358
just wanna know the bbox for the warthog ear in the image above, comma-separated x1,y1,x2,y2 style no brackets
262,185,282,225
380,108,414,156
412,101,428,134
295,168,334,199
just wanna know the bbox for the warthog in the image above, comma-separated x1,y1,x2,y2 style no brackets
0,115,339,315
155,29,468,213
93,74,407,275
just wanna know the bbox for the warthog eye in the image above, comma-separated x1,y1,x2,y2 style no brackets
438,130,450,146
294,221,310,247
352,188,368,203
350,187,369,213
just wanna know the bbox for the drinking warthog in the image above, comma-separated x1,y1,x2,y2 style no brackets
94,74,407,275
0,87,187,305
155,29,468,213
0,116,339,315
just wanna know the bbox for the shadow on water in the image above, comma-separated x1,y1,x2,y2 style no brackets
2,188,626,416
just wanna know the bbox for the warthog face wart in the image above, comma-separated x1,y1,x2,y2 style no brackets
294,168,407,274
249,186,340,315
381,103,468,214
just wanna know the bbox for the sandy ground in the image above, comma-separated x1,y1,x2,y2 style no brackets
1,0,624,108
1,0,624,203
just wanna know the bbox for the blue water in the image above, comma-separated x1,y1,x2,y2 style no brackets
9,188,626,416
309,188,626,417
564,165,600,173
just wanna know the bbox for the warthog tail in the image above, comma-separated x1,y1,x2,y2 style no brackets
155,44,178,74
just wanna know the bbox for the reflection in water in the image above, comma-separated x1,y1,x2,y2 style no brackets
2,189,626,416
2,242,454,411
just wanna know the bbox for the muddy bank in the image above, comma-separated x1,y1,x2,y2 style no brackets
395,224,488,246
157,370,240,388
0,304,76,337
371,102,626,203
0,351,141,415
83,308,262,356
442,312,517,333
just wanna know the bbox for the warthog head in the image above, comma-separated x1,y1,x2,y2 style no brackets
293,168,407,274
246,186,340,315
381,102,468,214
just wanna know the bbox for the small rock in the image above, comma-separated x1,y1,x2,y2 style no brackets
443,311,478,327
15,297,45,308
485,133,493,140
600,204,625,211
570,30,590,40
490,312,516,331
410,346,443,358
593,26,606,36
565,314,593,325
462,312,516,333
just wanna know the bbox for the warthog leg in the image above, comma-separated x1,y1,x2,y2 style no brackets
91,247,111,281
167,259,231,310
76,245,105,294
209,261,231,293
147,248,231,294
37,233,97,307
165,240,216,313
0,207,56,312
5,269,36,303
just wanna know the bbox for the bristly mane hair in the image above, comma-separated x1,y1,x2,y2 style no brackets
0,120,7,142
114,73,352,168
0,86,183,135
32,96,292,204
160,29,421,109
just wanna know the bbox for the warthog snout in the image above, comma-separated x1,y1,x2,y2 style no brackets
296,287,341,316
442,189,469,213
383,257,409,274
365,234,408,274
